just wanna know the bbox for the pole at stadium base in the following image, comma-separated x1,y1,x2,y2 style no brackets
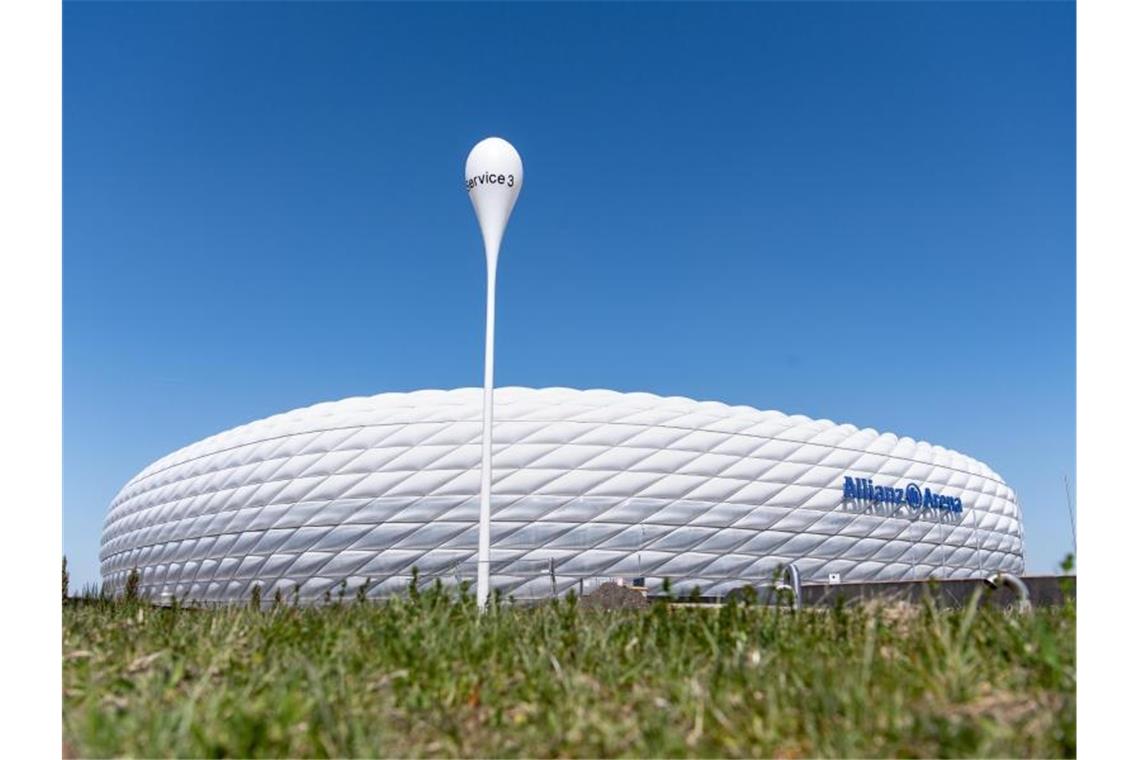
465,137,523,612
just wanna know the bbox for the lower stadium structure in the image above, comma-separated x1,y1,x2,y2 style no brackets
100,387,1025,601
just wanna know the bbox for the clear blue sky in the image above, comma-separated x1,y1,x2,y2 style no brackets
64,1,1075,589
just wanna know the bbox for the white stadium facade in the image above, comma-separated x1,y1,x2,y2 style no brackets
100,387,1024,601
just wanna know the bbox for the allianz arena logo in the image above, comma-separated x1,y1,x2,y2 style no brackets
842,475,963,514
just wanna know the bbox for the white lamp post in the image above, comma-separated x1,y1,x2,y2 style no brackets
465,137,523,611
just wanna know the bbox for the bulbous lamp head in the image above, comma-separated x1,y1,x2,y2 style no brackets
465,137,523,263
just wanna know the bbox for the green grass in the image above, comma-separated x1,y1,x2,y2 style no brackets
63,586,1075,758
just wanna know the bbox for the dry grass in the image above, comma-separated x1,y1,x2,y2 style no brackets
62,586,1075,757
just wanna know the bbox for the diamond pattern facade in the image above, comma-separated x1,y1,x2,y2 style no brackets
100,387,1024,601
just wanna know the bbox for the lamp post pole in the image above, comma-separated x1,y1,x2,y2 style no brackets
477,243,498,611
465,137,523,612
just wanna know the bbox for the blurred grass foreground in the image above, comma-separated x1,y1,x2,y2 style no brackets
63,583,1075,758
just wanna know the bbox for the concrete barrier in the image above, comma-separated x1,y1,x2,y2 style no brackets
799,574,1075,608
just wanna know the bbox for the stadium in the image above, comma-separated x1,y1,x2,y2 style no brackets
99,387,1025,602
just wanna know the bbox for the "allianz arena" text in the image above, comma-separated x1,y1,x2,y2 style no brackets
842,476,964,513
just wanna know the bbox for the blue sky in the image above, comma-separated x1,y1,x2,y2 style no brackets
64,1,1074,588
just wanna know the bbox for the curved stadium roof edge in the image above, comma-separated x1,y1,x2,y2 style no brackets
122,386,1002,488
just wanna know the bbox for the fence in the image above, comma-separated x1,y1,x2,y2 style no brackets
96,557,807,608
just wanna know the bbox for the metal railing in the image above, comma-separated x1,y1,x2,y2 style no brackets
121,557,810,608
985,572,1032,613
105,562,1037,614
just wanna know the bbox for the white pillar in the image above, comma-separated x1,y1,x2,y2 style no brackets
465,137,523,612
477,254,497,609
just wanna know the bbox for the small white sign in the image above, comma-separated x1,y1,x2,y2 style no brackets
828,573,841,585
